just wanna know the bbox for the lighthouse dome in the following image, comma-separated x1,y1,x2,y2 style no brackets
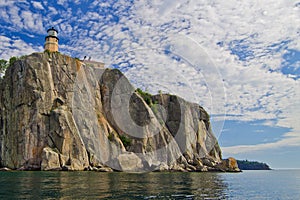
47,27,58,37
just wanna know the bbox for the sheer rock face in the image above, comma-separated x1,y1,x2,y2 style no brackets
0,52,230,172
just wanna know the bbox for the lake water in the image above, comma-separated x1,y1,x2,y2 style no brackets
0,170,299,199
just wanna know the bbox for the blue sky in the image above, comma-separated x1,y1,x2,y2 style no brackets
0,0,299,168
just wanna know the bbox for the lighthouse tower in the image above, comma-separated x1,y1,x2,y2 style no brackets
44,27,59,52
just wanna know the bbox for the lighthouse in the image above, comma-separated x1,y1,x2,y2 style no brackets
44,27,59,52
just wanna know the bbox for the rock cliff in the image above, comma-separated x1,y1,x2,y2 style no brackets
0,52,239,172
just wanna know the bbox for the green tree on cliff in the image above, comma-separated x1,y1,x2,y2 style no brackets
0,57,18,78
0,59,8,75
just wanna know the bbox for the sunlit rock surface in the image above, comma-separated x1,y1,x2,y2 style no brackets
0,52,238,172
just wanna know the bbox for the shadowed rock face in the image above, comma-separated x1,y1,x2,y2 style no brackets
0,52,235,172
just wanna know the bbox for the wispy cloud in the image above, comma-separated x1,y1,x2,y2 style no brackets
127,0,300,153
32,1,44,10
222,132,300,154
0,36,42,60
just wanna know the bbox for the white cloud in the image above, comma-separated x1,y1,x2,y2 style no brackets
0,2,44,33
20,10,44,32
117,0,300,153
57,0,68,6
32,1,44,10
222,132,300,154
8,6,23,28
0,36,42,60
0,0,14,6
48,6,58,16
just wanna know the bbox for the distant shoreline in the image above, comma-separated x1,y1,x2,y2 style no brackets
237,160,271,170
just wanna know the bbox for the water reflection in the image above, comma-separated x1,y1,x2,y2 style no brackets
0,172,228,199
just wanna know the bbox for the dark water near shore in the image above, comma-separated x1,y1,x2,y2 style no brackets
0,170,299,199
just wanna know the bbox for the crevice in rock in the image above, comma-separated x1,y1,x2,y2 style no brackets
86,150,93,167
47,134,60,153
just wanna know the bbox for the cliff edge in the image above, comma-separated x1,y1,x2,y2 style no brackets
0,52,240,172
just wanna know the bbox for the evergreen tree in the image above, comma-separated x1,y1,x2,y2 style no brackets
0,59,8,75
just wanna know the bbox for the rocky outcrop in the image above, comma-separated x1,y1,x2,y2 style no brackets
41,147,61,171
217,157,241,172
113,152,144,172
0,52,239,172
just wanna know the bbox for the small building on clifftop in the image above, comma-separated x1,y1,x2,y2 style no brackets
44,27,59,52
43,27,105,68
83,60,105,68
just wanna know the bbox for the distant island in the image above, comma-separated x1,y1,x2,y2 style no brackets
237,160,271,170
